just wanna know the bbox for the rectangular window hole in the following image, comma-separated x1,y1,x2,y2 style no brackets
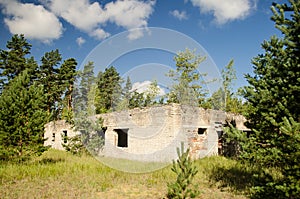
198,128,207,135
63,130,67,144
114,129,128,148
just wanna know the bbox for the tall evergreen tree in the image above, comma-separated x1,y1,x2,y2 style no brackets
59,58,77,121
0,34,36,91
95,66,122,113
38,49,63,119
0,69,49,161
76,61,96,115
241,1,300,197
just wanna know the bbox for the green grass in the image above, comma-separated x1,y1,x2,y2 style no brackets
0,149,256,198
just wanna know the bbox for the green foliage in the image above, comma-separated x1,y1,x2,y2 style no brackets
38,50,77,121
206,60,246,114
126,80,161,109
220,122,248,159
0,35,78,162
0,34,34,91
241,0,300,166
167,48,207,106
0,70,49,161
240,1,300,197
59,58,78,121
0,150,246,198
95,66,122,113
72,113,105,156
167,142,200,199
128,91,145,109
248,117,300,199
62,134,88,156
116,76,132,110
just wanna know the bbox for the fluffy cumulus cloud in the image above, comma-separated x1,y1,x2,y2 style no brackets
170,10,188,20
190,0,255,24
41,0,110,39
0,0,155,42
42,0,155,40
0,0,63,43
105,0,155,40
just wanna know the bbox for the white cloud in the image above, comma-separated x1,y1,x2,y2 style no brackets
0,0,63,43
170,10,188,20
131,81,165,96
105,0,155,39
42,0,107,32
76,36,85,46
190,0,255,24
90,28,110,40
42,0,155,40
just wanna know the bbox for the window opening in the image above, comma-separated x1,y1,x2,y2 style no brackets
63,130,68,144
114,129,128,147
198,128,207,135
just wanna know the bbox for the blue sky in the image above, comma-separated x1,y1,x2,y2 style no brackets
0,0,285,92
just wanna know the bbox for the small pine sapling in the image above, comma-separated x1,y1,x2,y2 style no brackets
167,142,200,199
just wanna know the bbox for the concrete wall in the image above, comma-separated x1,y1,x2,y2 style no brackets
44,120,77,150
44,104,249,162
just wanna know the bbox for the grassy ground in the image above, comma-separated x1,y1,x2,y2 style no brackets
0,149,252,199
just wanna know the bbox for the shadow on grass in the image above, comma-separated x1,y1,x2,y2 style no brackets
208,160,274,195
38,157,65,164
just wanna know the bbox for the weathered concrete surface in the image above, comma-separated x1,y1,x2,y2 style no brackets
44,104,249,162
44,120,77,150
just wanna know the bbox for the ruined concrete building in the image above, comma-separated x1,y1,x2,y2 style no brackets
44,104,249,162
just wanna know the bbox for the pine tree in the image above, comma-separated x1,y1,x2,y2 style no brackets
241,1,300,197
0,69,49,161
167,142,200,199
75,61,96,115
59,58,78,122
167,48,207,106
95,66,122,113
241,0,300,166
38,49,63,119
0,34,36,91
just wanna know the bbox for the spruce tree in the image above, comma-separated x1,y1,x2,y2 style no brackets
0,70,49,161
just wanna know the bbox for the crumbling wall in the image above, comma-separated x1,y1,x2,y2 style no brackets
44,104,249,162
44,120,77,150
